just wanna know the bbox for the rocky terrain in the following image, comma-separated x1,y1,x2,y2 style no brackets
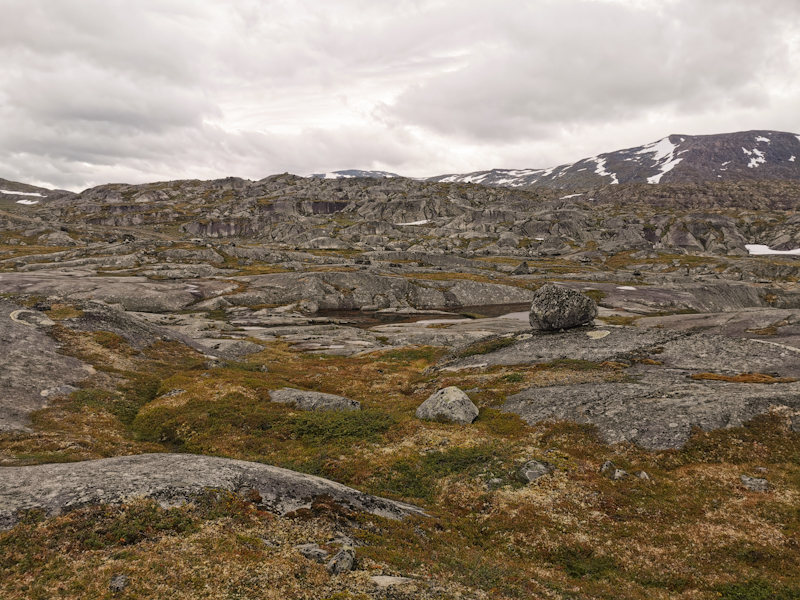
1,159,800,598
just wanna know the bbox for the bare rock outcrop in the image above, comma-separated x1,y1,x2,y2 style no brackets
0,454,425,531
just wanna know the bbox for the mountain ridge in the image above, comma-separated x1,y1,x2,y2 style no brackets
316,130,800,189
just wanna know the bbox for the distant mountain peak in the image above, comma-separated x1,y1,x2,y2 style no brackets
428,130,800,189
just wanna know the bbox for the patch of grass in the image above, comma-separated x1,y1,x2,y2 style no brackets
457,337,516,358
582,289,606,304
549,545,618,580
715,579,800,600
112,374,162,425
92,331,128,350
597,315,640,326
380,346,444,363
291,409,395,445
691,372,798,384
501,373,524,383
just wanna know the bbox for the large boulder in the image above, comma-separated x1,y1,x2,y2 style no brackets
415,387,478,424
268,388,360,412
529,283,598,330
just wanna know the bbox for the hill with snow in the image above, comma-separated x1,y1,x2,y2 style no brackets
427,130,800,189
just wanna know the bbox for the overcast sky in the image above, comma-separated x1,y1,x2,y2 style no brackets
1,0,800,191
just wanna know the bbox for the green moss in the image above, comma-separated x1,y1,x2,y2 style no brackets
291,409,395,445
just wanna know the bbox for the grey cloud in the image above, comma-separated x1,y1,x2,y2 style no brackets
386,0,800,141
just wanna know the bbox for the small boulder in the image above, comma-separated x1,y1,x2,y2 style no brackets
517,460,554,483
326,548,356,574
295,543,329,563
269,388,361,412
109,574,128,593
741,475,770,493
511,261,530,275
529,283,598,331
415,387,478,424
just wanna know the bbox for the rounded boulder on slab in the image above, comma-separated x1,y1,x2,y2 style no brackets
415,386,478,424
529,283,598,331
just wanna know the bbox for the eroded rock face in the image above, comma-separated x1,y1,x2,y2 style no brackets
528,284,598,330
268,388,361,412
0,454,425,530
0,298,96,431
415,387,478,424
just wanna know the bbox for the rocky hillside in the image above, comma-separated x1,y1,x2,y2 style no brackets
430,130,800,189
5,173,798,259
0,177,75,210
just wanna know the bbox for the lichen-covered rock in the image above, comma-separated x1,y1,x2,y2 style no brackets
528,283,598,330
269,388,361,412
0,454,425,530
415,387,478,424
740,474,770,492
517,460,553,482
326,548,355,574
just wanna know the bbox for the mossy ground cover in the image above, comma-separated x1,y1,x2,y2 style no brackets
1,330,800,598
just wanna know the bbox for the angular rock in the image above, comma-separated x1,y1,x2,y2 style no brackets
326,548,355,574
511,261,530,275
415,386,478,424
517,460,554,482
741,475,770,492
268,388,361,412
295,543,329,563
529,283,598,330
109,574,128,593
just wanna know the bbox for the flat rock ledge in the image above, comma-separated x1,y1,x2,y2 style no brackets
0,454,425,531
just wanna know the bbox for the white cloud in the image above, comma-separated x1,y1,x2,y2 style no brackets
0,0,798,191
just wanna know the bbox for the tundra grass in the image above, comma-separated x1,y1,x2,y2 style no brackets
1,331,800,598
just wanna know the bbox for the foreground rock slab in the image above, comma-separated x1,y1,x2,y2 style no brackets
0,454,425,530
0,298,96,431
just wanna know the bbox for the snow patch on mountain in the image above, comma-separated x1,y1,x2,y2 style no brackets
635,137,683,184
742,147,766,168
592,158,619,184
746,244,800,256
1,190,44,197
755,136,771,143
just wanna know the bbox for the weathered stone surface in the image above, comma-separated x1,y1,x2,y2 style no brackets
0,298,95,431
326,548,355,574
440,326,800,378
371,575,415,588
741,475,770,492
295,543,329,562
503,370,800,450
109,574,128,593
517,460,554,482
269,388,361,412
0,454,425,530
528,283,598,330
415,387,478,424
